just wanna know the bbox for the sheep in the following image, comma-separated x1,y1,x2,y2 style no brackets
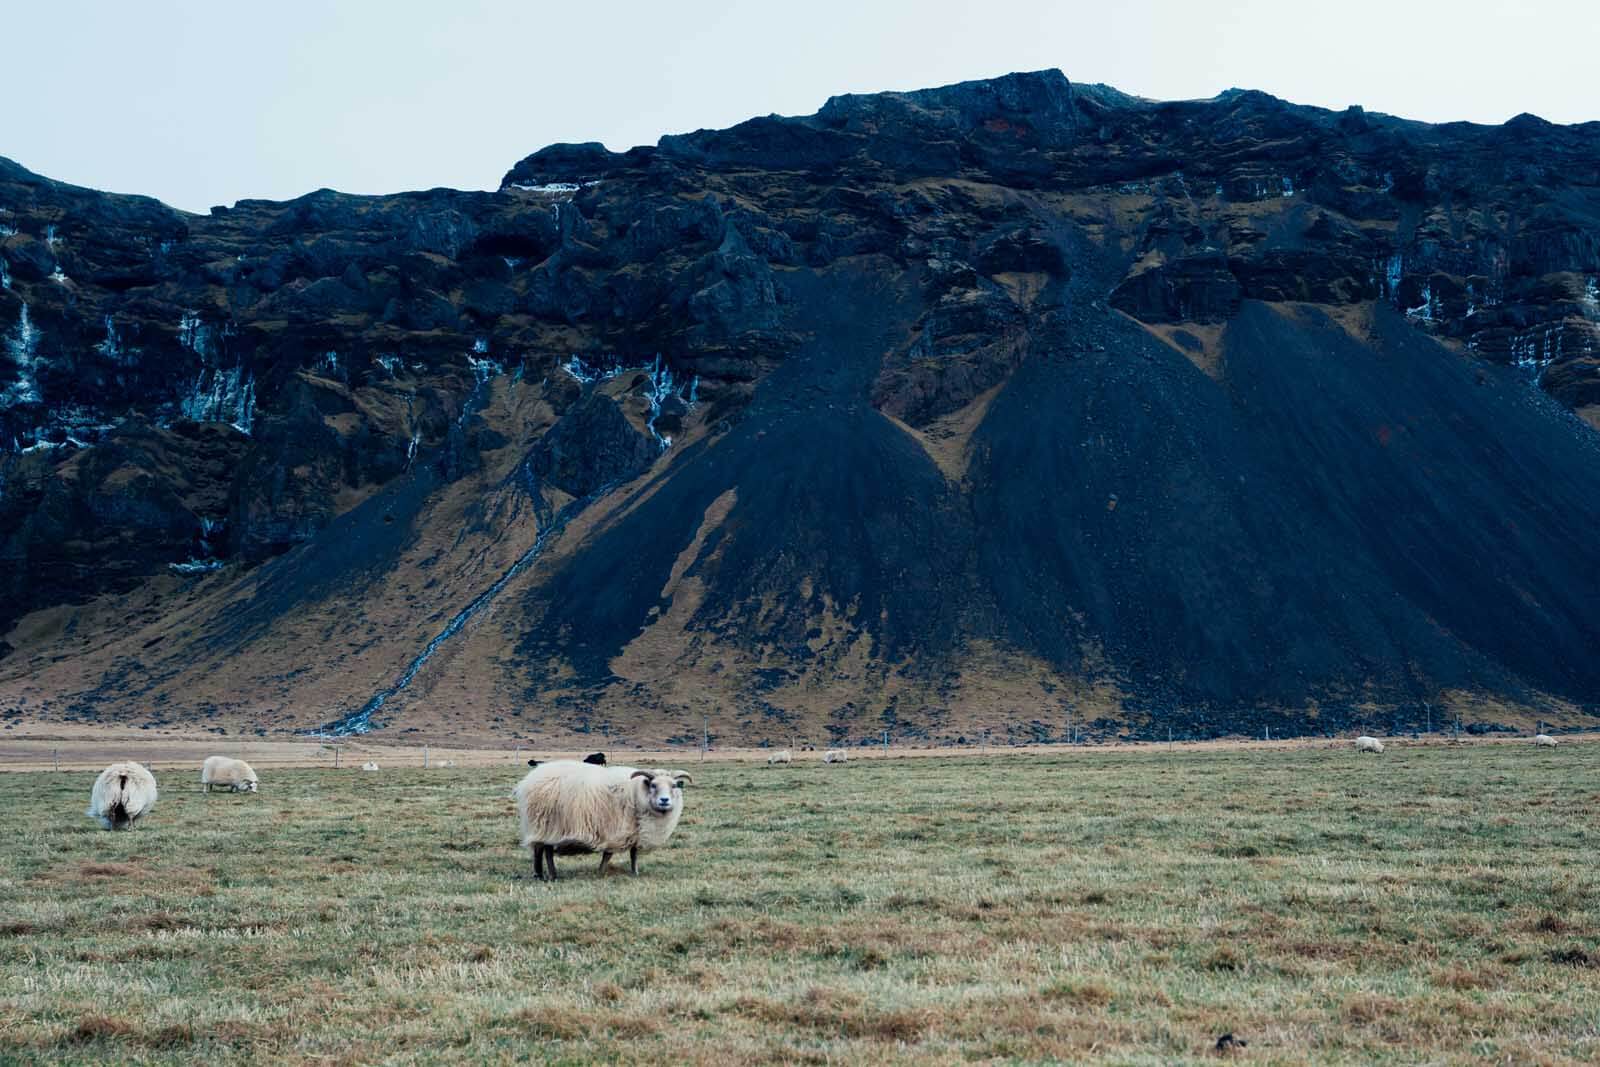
361,761,380,771
822,749,848,763
1354,735,1385,754
1534,734,1559,747
526,752,605,769
766,749,792,766
200,755,259,793
86,762,158,830
511,760,692,881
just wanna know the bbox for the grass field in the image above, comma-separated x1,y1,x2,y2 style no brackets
1,743,1597,1064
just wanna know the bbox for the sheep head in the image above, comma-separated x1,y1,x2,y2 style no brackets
630,769,687,815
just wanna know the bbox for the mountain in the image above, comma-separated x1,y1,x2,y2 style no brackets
3,70,1599,745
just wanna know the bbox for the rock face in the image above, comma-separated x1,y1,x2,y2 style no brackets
2,70,1599,742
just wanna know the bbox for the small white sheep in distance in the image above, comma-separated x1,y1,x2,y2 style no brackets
86,762,158,830
200,756,259,793
361,761,380,771
437,759,456,768
822,749,848,763
767,749,792,766
1354,735,1385,754
1534,734,1559,747
512,760,692,881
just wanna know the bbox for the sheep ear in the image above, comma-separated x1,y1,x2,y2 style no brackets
630,769,654,781
673,772,693,787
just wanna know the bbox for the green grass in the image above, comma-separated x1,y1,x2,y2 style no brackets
1,745,1597,1064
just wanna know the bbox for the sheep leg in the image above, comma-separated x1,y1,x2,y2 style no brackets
545,846,559,881
533,844,545,881
629,847,639,876
599,851,612,875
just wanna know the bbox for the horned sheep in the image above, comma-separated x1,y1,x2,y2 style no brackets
361,761,380,771
1533,734,1559,747
1353,735,1385,754
822,749,848,763
512,760,692,881
86,762,159,830
766,749,792,766
201,756,259,793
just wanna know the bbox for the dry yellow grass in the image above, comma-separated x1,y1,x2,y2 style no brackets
1,742,1597,1063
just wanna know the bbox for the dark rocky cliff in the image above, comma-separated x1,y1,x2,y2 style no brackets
2,71,1598,742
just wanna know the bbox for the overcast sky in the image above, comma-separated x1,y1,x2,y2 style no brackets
7,0,1596,213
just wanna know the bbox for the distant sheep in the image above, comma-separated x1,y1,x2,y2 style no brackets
822,749,848,763
361,761,380,771
200,756,258,793
86,762,158,830
511,760,692,881
436,759,456,768
1534,734,1559,747
1354,736,1385,754
527,752,605,769
767,749,792,766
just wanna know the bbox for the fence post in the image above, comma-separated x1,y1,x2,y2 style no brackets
53,748,59,772
882,730,888,756
702,717,708,762
424,745,429,769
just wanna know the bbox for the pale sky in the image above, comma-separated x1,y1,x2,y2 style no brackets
5,0,1596,213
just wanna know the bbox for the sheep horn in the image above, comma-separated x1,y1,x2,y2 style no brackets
673,772,693,786
630,769,654,781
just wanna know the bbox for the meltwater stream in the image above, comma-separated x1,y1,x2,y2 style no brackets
311,477,616,737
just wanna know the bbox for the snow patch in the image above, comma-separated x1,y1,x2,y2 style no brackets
3,303,43,408
644,355,676,450
1511,324,1565,383
560,354,619,385
509,179,600,194
1405,283,1436,322
95,315,136,366
181,366,256,434
1384,253,1403,301
169,559,225,575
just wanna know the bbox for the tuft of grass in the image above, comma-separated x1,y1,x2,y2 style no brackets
0,744,1597,1063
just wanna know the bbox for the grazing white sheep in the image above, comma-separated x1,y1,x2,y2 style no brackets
822,749,848,763
1534,734,1559,747
200,756,259,793
1354,735,1385,754
361,761,380,771
766,749,792,766
86,762,158,830
511,760,692,881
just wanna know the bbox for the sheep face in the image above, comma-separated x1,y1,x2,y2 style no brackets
631,769,691,815
236,779,259,793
